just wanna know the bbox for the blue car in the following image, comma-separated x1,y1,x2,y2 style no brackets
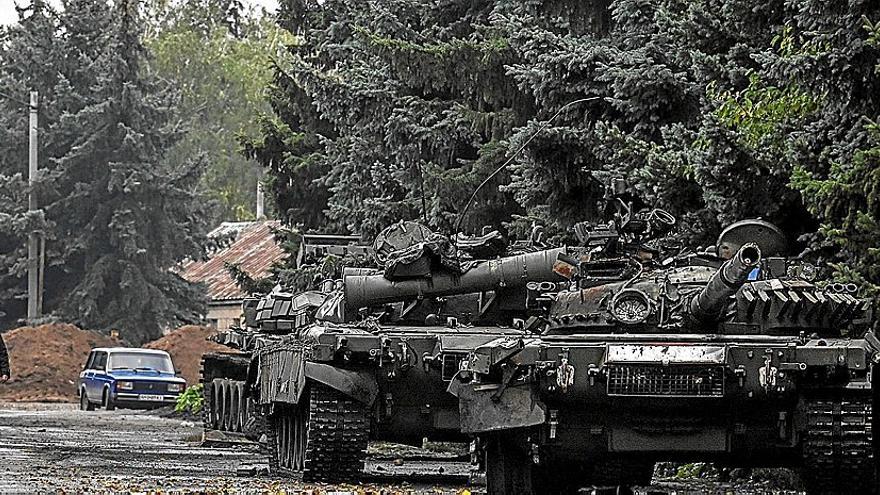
78,347,187,411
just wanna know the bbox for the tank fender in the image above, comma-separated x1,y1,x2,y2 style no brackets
304,362,378,406
450,380,546,434
865,330,880,355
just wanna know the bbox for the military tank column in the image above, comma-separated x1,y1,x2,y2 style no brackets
452,189,880,494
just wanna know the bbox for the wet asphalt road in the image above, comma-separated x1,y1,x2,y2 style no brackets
0,402,803,494
0,402,469,494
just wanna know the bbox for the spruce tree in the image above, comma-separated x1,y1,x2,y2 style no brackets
0,0,81,327
245,0,526,237
50,0,209,343
257,0,880,295
0,0,210,342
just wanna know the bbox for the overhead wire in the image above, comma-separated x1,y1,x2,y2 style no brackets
453,96,602,234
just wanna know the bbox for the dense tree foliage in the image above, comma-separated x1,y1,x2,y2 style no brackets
252,0,880,293
0,0,210,342
145,0,287,222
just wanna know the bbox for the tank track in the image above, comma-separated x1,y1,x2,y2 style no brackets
268,382,369,481
802,395,875,495
201,377,213,430
200,354,213,429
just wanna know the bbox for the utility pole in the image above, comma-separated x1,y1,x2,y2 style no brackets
0,89,42,320
27,91,41,320
256,167,265,220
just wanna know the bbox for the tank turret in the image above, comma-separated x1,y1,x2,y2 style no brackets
688,242,761,321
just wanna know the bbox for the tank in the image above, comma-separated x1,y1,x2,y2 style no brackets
204,221,570,481
199,233,371,439
451,186,880,495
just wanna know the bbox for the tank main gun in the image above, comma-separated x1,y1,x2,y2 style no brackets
343,247,569,312
689,242,762,321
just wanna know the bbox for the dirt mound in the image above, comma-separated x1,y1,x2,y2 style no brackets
0,323,118,402
144,325,238,386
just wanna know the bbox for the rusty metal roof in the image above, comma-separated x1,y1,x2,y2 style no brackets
180,220,284,302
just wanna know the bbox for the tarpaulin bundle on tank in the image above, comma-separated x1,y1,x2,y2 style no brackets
381,232,466,280
454,230,508,259
374,220,507,281
345,247,569,311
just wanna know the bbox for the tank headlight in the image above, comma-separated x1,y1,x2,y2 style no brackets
787,262,817,281
609,289,653,325
167,383,183,393
116,381,134,391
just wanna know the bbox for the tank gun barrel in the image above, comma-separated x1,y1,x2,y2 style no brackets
344,247,568,311
689,243,761,320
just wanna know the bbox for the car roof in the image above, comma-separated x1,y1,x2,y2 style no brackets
90,347,170,355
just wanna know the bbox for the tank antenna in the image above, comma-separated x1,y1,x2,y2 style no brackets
453,97,602,234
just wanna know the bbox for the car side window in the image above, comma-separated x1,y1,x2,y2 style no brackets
84,352,95,370
92,352,107,371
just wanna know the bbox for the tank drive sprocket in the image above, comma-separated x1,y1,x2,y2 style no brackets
802,395,875,495
268,381,369,481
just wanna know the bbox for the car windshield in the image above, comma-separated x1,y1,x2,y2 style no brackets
108,352,174,372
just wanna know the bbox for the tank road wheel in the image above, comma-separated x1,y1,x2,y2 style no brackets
217,380,229,431
236,382,249,433
79,389,94,411
208,379,219,429
484,432,556,495
223,380,235,432
802,395,875,495
213,380,223,430
243,396,265,441
268,382,369,481
214,381,223,430
229,383,241,432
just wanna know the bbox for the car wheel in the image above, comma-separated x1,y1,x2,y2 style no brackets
79,389,94,411
103,387,116,411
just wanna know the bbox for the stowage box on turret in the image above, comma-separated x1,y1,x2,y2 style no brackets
452,190,879,495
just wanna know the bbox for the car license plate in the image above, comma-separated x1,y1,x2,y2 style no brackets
139,394,164,401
